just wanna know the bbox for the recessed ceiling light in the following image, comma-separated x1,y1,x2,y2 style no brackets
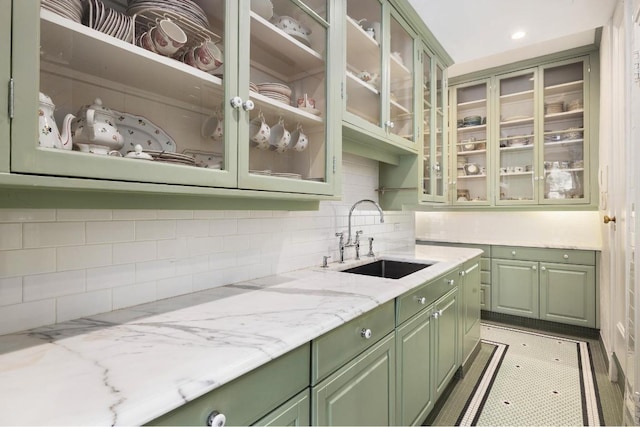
511,31,526,40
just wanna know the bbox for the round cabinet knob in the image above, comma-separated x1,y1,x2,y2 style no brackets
460,270,466,277
361,328,372,339
207,411,226,427
604,215,617,224
416,296,427,305
541,266,546,271
432,311,439,319
229,96,243,109
385,120,395,129
563,254,569,260
532,265,537,270
242,100,255,111
447,279,455,286
511,251,517,256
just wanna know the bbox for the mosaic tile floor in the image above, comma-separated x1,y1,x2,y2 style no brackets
456,323,603,426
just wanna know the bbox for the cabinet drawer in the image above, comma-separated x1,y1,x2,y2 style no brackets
480,258,491,271
492,246,595,265
149,343,310,426
481,270,491,285
396,268,459,325
312,300,395,384
480,284,491,311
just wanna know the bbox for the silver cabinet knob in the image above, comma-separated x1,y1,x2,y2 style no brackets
242,100,255,111
563,254,569,260
433,309,443,319
416,296,427,305
460,270,466,276
385,120,395,129
511,251,517,256
541,266,546,271
207,411,226,427
532,265,537,270
229,96,243,109
361,328,372,339
447,279,455,286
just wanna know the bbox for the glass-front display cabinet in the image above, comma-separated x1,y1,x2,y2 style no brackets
496,69,536,205
539,59,588,203
451,80,489,205
11,0,336,198
421,44,447,202
344,0,417,148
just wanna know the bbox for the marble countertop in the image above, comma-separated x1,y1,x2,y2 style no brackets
0,245,481,426
415,237,602,251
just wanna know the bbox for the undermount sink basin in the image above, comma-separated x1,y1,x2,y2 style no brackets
340,259,433,279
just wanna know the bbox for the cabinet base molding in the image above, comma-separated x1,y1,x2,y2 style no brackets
459,340,481,378
480,310,599,339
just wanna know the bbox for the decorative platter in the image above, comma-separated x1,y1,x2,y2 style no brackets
114,111,177,155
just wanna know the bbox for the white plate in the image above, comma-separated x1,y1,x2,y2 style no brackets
114,111,177,155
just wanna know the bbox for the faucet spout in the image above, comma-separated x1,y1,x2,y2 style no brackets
346,199,384,246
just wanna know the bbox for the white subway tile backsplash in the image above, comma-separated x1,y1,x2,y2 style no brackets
0,300,55,335
135,220,177,241
0,277,22,306
57,244,113,271
56,290,112,323
23,222,85,248
113,241,157,265
112,281,156,310
23,270,85,302
0,209,55,223
0,154,416,333
0,248,56,278
0,224,22,250
87,264,136,291
86,221,135,244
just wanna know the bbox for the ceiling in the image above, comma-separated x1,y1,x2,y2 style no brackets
408,0,618,77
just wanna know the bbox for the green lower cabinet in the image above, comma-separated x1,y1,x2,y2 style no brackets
312,332,396,426
540,262,596,327
480,284,491,311
460,258,481,367
491,259,539,319
434,289,459,398
396,309,433,426
254,389,310,426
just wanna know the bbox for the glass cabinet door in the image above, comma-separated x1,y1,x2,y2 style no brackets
17,0,237,187
434,61,446,200
421,48,433,198
496,69,536,204
240,0,332,193
452,80,489,204
345,0,383,129
540,59,588,203
388,9,415,143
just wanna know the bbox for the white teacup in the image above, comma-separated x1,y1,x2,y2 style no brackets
194,41,224,72
202,113,223,140
249,114,270,150
289,125,308,152
269,119,291,153
139,31,158,53
151,18,187,56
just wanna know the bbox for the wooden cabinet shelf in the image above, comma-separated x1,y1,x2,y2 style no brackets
500,89,534,102
544,109,584,121
346,15,380,74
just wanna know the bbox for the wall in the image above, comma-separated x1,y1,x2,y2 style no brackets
0,153,415,336
415,211,602,249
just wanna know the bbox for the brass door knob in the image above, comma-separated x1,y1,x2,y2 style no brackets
604,215,617,224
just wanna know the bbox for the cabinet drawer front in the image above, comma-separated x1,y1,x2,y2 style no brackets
492,246,595,265
481,270,491,285
480,284,491,311
149,343,310,426
312,300,395,384
396,268,459,325
254,389,310,426
480,258,491,271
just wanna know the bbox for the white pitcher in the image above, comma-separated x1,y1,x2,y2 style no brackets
38,92,74,150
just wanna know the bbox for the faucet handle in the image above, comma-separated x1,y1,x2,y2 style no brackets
367,237,375,257
322,255,331,268
355,230,363,242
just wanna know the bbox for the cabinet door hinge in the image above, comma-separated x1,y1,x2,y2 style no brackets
340,82,344,100
8,78,14,119
332,156,336,174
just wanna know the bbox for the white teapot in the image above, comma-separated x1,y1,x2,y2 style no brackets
38,92,74,150
71,98,124,154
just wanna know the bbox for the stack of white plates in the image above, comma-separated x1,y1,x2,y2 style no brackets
545,101,564,115
126,0,210,29
144,150,196,165
42,0,83,23
256,82,291,105
249,82,259,93
272,172,302,179
84,0,134,43
249,169,272,176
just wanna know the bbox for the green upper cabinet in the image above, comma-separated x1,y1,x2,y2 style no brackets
343,0,419,150
7,0,339,206
0,0,9,174
445,51,598,209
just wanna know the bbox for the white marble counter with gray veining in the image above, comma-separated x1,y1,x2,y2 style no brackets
0,245,481,426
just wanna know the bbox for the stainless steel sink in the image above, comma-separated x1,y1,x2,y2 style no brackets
339,260,432,279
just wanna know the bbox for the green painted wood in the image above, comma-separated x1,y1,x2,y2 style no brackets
311,300,395,385
480,284,491,311
312,332,396,426
491,245,596,266
491,258,539,319
395,308,433,426
539,262,596,328
461,258,481,366
396,268,459,325
0,0,10,174
434,288,458,398
379,153,419,210
480,270,491,285
148,343,310,426
480,257,490,271
254,389,310,427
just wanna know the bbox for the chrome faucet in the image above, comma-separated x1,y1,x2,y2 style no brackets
345,199,384,247
335,199,385,262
